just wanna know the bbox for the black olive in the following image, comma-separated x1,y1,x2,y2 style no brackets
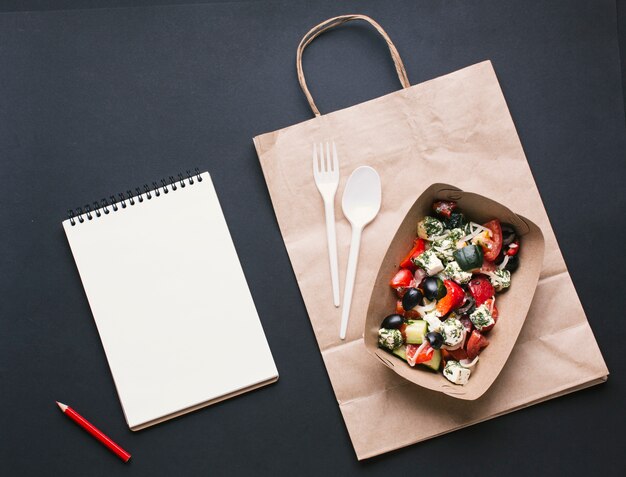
494,250,506,265
444,211,467,230
380,314,404,330
426,331,444,349
420,277,447,301
504,255,520,273
501,223,517,246
401,287,423,311
457,296,476,315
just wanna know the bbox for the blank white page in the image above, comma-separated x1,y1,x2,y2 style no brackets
63,172,278,430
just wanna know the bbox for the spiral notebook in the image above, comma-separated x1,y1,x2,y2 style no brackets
63,170,278,430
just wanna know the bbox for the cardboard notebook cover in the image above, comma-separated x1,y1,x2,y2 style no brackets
253,16,608,460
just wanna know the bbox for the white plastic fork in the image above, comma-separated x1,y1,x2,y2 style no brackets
313,141,341,307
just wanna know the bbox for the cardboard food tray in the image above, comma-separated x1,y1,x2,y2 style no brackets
365,183,545,400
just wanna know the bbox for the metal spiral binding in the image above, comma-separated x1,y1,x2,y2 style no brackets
67,168,202,226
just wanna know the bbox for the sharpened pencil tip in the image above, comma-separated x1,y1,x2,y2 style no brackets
56,401,68,412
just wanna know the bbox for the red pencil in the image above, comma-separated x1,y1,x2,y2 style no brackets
56,401,131,463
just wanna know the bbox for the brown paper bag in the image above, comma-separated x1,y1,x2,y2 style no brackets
253,15,608,459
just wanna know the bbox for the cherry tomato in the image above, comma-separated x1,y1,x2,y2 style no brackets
390,269,415,297
419,344,434,363
404,309,421,319
481,219,503,262
399,322,408,341
480,259,497,273
397,281,417,298
436,280,465,316
395,300,420,319
432,200,457,219
447,347,468,361
466,330,489,359
468,275,495,306
406,343,435,366
478,298,499,332
483,298,499,319
506,239,520,256
459,316,474,335
399,238,426,270
440,349,450,369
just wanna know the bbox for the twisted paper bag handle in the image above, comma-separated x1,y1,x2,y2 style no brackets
296,14,411,117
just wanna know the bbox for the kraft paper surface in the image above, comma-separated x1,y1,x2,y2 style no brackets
253,59,608,460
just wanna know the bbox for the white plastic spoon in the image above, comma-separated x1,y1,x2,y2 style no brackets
339,166,382,340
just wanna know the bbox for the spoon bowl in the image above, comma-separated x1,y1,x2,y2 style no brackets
339,166,382,339
342,166,382,227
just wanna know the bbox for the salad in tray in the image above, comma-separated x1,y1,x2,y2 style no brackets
378,200,521,385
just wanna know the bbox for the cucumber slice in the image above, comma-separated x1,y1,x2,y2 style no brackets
453,244,483,271
392,345,407,362
405,320,428,344
420,349,442,371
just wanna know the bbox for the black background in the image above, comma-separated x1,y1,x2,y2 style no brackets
1,1,625,476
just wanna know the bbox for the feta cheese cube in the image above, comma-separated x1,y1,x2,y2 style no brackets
378,328,403,350
470,303,495,331
440,317,465,346
442,261,473,284
488,269,511,291
447,228,465,243
417,216,445,240
443,360,471,385
431,237,456,263
423,312,442,333
412,249,444,276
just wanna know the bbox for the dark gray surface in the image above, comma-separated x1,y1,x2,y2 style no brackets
0,0,625,121
617,0,626,115
1,1,625,475
0,0,255,10
2,0,626,112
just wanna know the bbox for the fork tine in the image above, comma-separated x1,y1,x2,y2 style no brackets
332,141,339,174
313,143,319,176
319,142,325,173
325,142,332,172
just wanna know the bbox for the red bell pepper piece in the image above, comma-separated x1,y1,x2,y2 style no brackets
436,280,465,316
399,238,426,271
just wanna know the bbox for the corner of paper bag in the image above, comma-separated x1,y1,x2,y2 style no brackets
477,58,495,75
252,130,281,162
